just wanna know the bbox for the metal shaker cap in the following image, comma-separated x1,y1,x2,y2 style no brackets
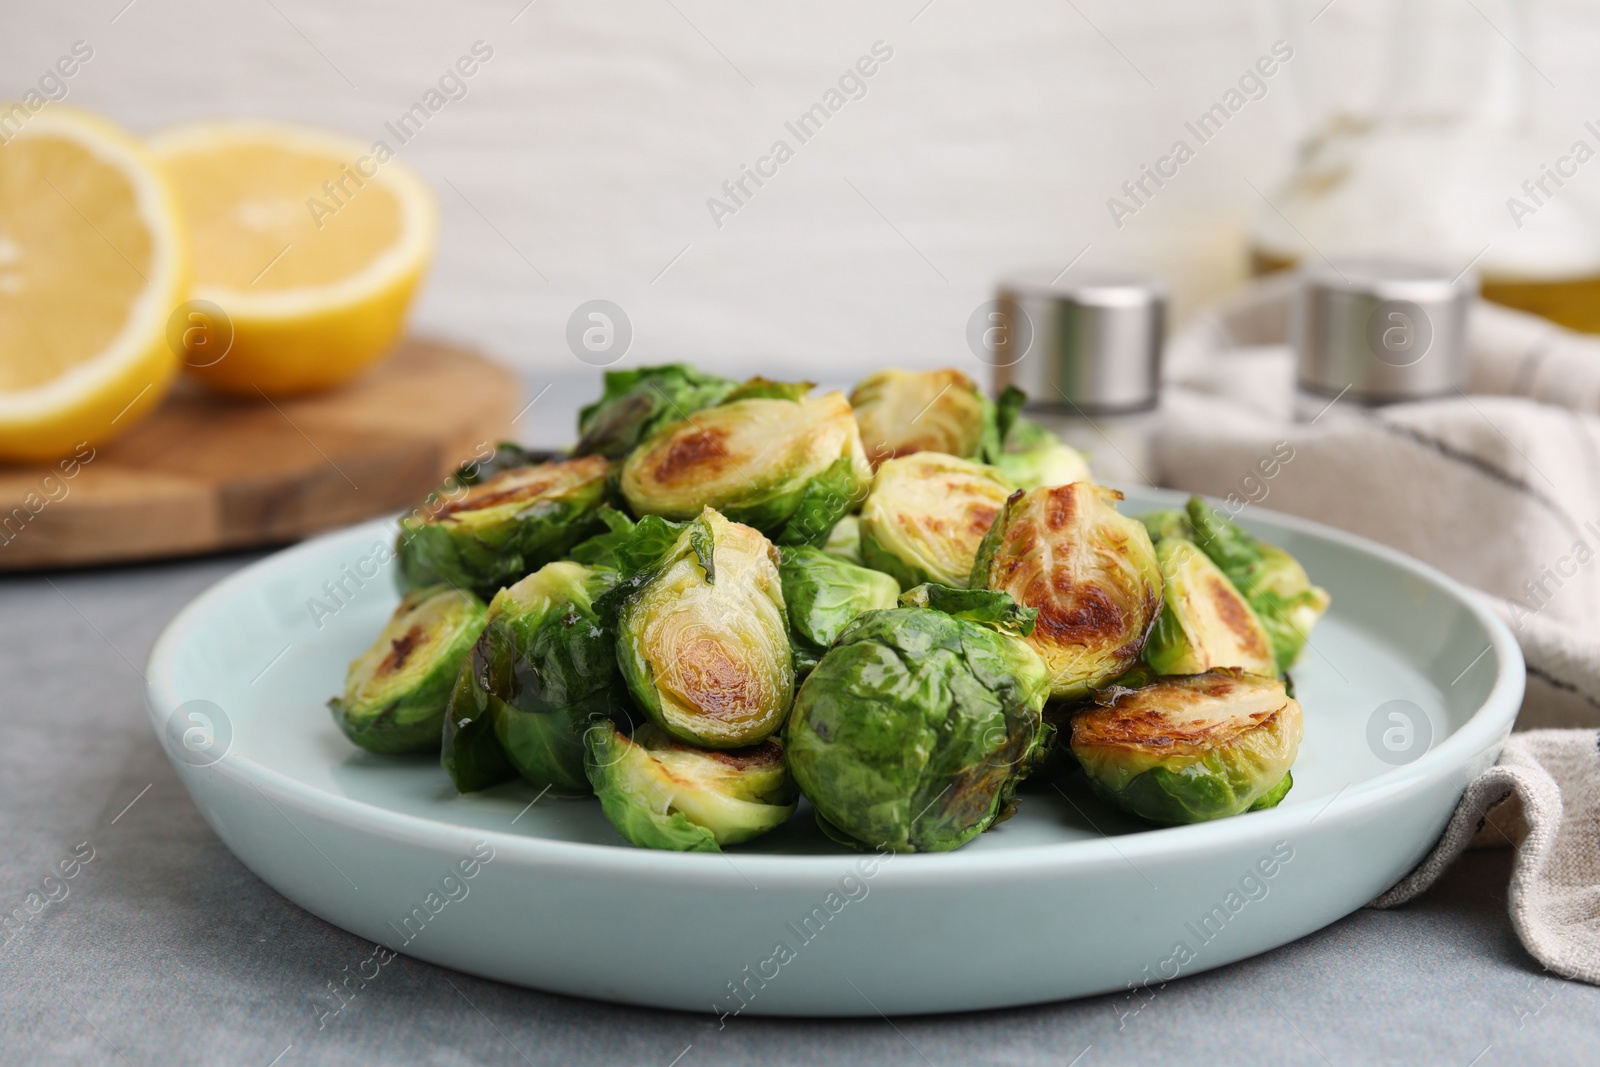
990,271,1166,414
1294,260,1475,402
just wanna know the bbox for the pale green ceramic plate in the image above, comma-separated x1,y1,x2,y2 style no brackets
145,488,1522,1016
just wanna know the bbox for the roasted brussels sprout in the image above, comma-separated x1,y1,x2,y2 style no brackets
859,452,1014,589
396,455,611,599
970,483,1162,700
610,508,795,748
466,561,629,794
1187,498,1331,673
1070,669,1302,824
779,546,901,677
995,417,1093,490
585,722,798,851
1144,538,1277,677
441,660,516,793
785,593,1051,853
575,364,737,460
821,513,863,564
849,368,989,468
330,586,488,754
619,387,871,546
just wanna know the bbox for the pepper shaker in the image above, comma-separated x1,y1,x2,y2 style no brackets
1293,260,1475,421
990,271,1166,486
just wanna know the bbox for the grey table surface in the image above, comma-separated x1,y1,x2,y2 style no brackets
3,376,1596,1065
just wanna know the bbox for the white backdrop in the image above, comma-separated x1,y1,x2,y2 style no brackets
8,0,1600,387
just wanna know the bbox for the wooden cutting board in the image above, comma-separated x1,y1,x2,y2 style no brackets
0,337,519,571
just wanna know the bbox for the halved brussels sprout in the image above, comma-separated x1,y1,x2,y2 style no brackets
611,508,795,748
821,513,863,565
779,546,901,677
619,387,871,546
970,483,1162,700
331,585,488,754
441,660,516,793
396,455,611,599
850,368,989,468
859,452,1014,589
995,417,1093,490
1070,669,1303,824
575,364,737,460
785,596,1051,853
1187,498,1331,673
1144,538,1277,677
585,722,798,851
470,561,629,794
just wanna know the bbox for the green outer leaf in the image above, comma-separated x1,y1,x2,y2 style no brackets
566,506,636,567
1084,746,1284,825
858,527,935,591
1138,509,1194,545
721,377,815,403
1249,770,1293,811
330,587,488,755
778,546,900,676
584,723,722,852
775,456,871,547
821,514,863,565
979,385,1029,464
785,607,1049,853
441,661,516,793
965,490,1016,588
897,583,1038,637
575,364,737,460
477,563,630,793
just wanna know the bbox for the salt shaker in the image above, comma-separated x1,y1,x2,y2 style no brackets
1293,260,1475,421
990,271,1166,486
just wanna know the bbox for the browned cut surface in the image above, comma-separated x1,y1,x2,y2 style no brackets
0,337,517,569
651,427,732,485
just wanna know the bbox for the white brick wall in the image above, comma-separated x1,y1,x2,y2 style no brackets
7,0,1597,384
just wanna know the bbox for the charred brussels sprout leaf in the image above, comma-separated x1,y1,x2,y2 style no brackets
897,583,1038,637
849,368,989,468
994,416,1093,490
575,364,737,460
610,508,795,748
331,586,487,754
585,722,798,851
396,455,611,599
859,452,1014,590
970,483,1162,700
467,561,630,794
619,388,871,545
1144,538,1277,676
785,606,1050,853
779,547,900,677
442,661,516,793
1071,670,1302,824
1186,498,1331,673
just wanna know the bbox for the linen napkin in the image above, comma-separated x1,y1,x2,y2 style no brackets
1155,275,1600,983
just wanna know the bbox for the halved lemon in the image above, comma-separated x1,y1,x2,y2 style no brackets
149,121,437,396
0,106,189,462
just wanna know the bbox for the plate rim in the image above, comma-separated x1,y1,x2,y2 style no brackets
145,489,1525,882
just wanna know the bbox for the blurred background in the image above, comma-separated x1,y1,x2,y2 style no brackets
12,0,1598,386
